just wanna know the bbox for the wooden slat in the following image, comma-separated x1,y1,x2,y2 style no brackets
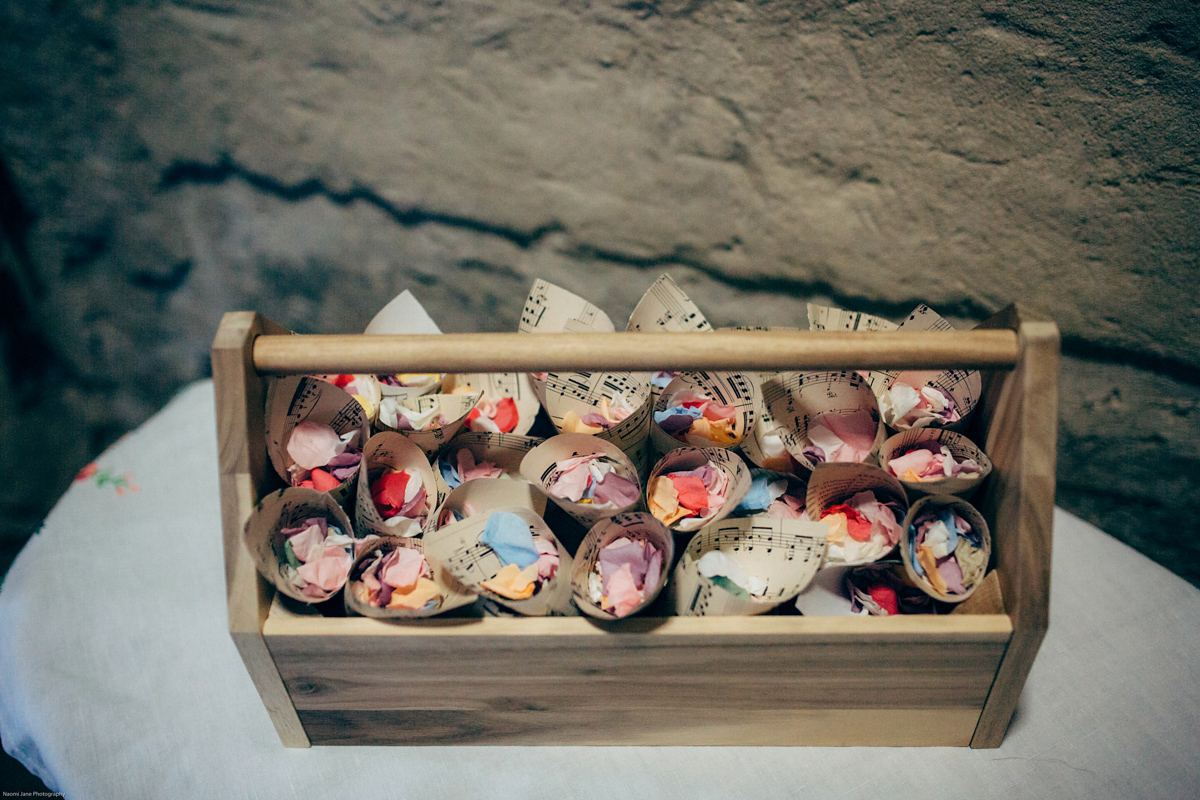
296,707,986,746
212,312,309,747
251,330,1020,375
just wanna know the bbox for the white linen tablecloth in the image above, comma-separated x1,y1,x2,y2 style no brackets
2,380,1198,799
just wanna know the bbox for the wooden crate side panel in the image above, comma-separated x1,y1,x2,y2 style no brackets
970,314,1057,747
266,626,1008,746
212,312,309,747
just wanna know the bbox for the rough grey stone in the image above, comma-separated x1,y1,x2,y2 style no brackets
0,0,1198,585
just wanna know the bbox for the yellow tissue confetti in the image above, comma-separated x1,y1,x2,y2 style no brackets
560,411,603,435
481,563,540,599
917,545,947,595
386,577,442,610
648,477,690,527
823,512,849,545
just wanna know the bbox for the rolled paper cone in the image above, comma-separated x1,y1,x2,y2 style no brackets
625,273,714,334
670,515,828,616
737,390,802,473
423,506,577,616
264,376,369,507
244,487,356,604
434,431,544,498
761,371,885,471
870,304,981,432
344,535,476,619
804,462,910,567
729,468,808,521
441,372,542,436
520,433,642,527
376,374,444,402
650,371,759,454
901,494,992,603
645,446,751,533
881,428,993,500
570,512,675,620
375,391,481,454
433,477,548,530
355,432,439,539
312,373,383,423
364,289,446,400
540,369,654,474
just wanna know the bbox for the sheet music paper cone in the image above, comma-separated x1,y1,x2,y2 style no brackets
881,428,992,500
570,512,674,619
423,507,577,616
671,516,827,616
355,431,439,539
344,535,477,618
244,487,356,604
265,376,369,506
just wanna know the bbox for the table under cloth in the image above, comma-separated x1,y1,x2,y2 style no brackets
1,380,1198,799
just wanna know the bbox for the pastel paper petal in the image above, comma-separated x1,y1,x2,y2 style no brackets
481,512,540,568
286,421,347,470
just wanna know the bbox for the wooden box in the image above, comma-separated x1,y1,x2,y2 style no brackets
212,305,1057,748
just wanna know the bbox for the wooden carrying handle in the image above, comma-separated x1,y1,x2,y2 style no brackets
252,329,1020,375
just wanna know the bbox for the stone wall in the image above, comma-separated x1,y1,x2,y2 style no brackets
2,0,1197,581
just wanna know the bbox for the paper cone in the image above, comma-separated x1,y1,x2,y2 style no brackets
433,477,548,530
805,462,909,567
311,374,383,423
872,305,981,431
645,446,751,533
264,376,369,506
423,507,576,616
728,468,808,521
376,391,481,454
243,487,356,604
670,516,828,616
365,289,445,401
881,428,992,499
761,371,885,470
570,512,675,619
442,372,542,436
626,273,713,333
433,430,544,498
520,433,642,527
355,432,439,539
650,371,759,453
901,495,992,603
344,535,476,619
